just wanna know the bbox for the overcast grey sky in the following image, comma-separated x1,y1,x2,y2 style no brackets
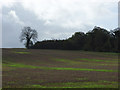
0,0,118,48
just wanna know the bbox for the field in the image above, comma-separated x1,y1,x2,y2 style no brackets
2,48,118,88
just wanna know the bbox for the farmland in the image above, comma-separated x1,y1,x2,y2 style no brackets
2,48,118,88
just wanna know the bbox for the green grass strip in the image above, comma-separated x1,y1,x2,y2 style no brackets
79,58,117,62
30,81,118,88
54,58,117,66
3,63,117,72
54,58,76,64
14,51,30,54
49,67,117,72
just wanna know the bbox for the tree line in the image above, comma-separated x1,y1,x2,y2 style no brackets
27,26,119,53
27,26,120,52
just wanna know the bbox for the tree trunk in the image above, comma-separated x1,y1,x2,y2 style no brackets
26,39,30,49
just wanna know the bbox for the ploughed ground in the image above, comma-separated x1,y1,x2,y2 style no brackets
2,48,118,88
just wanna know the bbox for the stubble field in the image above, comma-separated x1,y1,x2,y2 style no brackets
2,48,118,88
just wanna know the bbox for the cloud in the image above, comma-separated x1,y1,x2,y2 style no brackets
1,0,118,30
20,0,118,30
8,10,24,26
0,0,18,9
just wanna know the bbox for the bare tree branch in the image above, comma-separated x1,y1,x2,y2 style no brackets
20,26,38,49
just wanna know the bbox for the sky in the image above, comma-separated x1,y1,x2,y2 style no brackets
0,0,119,48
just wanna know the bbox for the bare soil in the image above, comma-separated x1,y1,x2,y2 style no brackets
2,48,118,88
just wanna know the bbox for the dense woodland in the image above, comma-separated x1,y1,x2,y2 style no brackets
31,26,120,52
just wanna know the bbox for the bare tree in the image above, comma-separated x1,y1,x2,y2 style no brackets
20,26,38,49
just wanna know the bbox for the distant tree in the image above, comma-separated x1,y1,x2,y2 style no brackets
84,26,111,51
68,32,85,50
113,28,120,52
20,26,38,49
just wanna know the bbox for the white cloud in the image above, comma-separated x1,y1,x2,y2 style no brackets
19,0,117,30
8,10,24,26
0,0,17,9
0,0,118,30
